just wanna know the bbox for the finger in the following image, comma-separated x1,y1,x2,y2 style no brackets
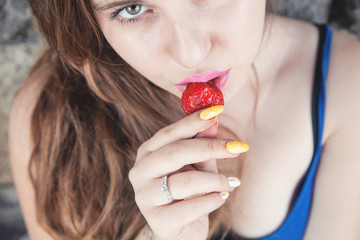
193,123,218,172
192,159,218,173
136,138,248,178
168,171,239,201
138,106,224,158
195,121,218,138
151,192,229,230
135,171,240,207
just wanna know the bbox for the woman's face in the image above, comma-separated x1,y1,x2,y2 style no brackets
93,0,267,100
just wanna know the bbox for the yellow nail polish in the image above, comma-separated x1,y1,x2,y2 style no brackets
225,141,249,154
200,105,224,120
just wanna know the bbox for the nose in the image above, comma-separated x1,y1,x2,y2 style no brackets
169,20,212,69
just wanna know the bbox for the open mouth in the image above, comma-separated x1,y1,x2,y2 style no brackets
175,69,231,92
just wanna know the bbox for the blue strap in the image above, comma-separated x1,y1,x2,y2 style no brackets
255,25,333,240
214,24,333,240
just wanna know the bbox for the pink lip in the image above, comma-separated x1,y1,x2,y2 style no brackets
175,69,231,92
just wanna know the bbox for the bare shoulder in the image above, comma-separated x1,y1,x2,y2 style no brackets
305,29,360,239
9,50,53,239
322,28,360,169
9,53,49,163
325,29,360,131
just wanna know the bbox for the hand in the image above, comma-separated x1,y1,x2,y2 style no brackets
129,106,249,240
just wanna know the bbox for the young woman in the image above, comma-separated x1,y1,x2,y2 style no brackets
9,0,360,239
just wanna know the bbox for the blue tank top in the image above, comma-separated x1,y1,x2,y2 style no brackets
214,24,333,240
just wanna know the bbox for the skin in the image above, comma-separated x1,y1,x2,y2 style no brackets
9,1,360,240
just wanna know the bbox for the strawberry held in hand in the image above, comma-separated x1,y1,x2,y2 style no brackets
181,81,224,115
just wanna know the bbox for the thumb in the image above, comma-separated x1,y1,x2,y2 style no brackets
195,119,218,138
193,119,219,173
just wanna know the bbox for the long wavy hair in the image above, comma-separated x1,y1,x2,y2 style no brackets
26,1,275,239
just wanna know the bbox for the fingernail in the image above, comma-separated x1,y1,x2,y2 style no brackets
225,141,249,154
200,105,224,120
220,192,229,200
228,177,241,187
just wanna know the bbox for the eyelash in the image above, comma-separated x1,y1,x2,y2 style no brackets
110,4,152,25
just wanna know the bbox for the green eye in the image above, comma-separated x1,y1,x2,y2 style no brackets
125,5,141,15
119,4,150,19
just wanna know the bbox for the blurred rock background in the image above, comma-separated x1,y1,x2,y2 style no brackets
0,0,360,239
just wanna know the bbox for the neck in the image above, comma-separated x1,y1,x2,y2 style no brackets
220,16,290,139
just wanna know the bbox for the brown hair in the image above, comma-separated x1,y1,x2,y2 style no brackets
26,0,275,239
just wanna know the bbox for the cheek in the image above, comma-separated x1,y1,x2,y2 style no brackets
97,18,176,94
106,29,175,93
97,16,156,71
103,27,162,79
214,1,266,62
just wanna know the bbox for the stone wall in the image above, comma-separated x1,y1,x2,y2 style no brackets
0,0,44,184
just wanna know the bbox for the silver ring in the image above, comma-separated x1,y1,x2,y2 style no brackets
161,176,174,203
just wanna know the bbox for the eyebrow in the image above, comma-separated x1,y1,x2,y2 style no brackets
93,0,145,11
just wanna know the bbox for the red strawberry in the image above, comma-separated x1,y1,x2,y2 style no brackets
181,81,224,115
